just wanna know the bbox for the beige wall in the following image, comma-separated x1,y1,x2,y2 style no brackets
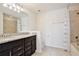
70,10,79,43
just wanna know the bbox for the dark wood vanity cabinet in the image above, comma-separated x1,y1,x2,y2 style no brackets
24,35,36,56
0,49,10,56
0,41,13,56
11,39,24,56
31,36,36,54
0,35,36,56
24,37,32,56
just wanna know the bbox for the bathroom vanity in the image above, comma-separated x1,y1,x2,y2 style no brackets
0,34,36,56
0,4,37,56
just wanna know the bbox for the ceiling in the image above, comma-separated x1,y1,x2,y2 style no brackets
20,3,79,13
20,3,69,13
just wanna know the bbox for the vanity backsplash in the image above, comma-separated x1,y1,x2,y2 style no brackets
0,32,36,38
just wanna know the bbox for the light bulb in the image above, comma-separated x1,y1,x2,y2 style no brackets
17,10,20,13
3,4,8,7
14,8,17,11
12,4,16,7
9,6,13,9
16,5,20,10
21,8,24,11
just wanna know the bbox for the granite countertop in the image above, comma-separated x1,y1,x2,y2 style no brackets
0,33,36,44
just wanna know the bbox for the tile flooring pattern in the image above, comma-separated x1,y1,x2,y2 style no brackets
32,46,70,56
33,45,79,56
71,44,79,56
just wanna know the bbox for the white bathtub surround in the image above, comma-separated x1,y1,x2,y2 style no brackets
37,7,70,51
35,31,42,53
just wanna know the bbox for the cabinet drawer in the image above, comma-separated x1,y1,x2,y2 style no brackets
24,50,31,56
31,36,36,54
0,42,12,52
0,49,10,56
25,46,31,52
0,39,24,52
31,35,36,40
12,48,24,56
11,39,24,47
25,42,31,47
25,37,32,43
12,45,24,53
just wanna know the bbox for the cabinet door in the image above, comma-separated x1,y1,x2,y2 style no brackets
0,49,10,56
11,39,24,56
0,42,12,56
11,45,24,56
31,36,36,54
24,37,32,56
24,49,31,56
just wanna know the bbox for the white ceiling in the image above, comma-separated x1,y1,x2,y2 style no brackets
20,3,69,13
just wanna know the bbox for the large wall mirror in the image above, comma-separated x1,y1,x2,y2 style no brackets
0,3,28,34
3,13,18,33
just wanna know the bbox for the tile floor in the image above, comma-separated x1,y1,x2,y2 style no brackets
71,44,79,56
32,46,70,56
32,45,79,56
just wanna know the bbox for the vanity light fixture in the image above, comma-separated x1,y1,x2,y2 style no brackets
9,6,13,10
17,10,20,13
16,5,20,10
2,3,24,13
14,8,17,11
21,7,24,11
12,4,16,7
3,3,8,7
